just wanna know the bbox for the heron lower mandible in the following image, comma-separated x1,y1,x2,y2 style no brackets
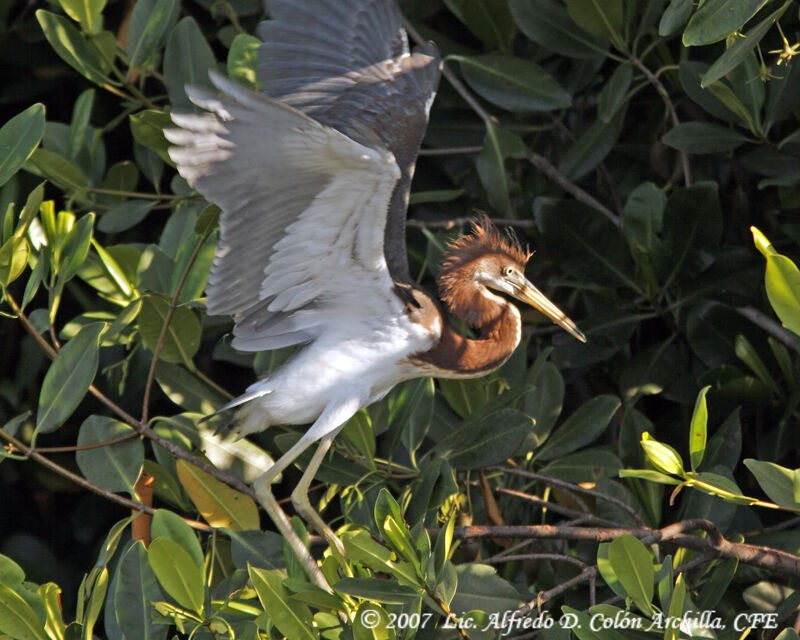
165,0,585,590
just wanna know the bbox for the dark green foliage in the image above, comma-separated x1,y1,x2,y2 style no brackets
1,0,800,638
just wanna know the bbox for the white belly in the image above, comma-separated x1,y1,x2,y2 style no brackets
235,314,435,435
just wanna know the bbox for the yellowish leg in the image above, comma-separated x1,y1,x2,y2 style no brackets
291,435,346,558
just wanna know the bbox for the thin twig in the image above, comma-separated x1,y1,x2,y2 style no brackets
407,217,536,230
418,146,484,156
142,229,213,424
493,466,647,527
525,150,623,228
628,55,691,187
0,427,213,532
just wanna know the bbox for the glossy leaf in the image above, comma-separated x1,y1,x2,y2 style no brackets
98,200,154,233
640,433,684,476
475,122,524,217
36,323,104,435
335,578,420,604
175,459,260,530
138,295,201,365
114,542,167,640
658,0,692,36
662,122,749,154
525,362,564,446
151,509,204,570
450,564,524,614
702,4,787,87
27,149,88,192
683,0,771,46
58,0,106,33
126,0,179,69
227,34,260,90
0,584,48,640
36,10,108,85
751,227,800,336
129,109,172,161
0,104,45,188
598,64,632,123
444,0,515,50
155,362,229,414
147,537,204,614
565,0,623,41
607,534,654,615
558,108,625,179
75,415,143,495
743,459,800,507
689,386,711,471
536,395,620,461
664,573,686,640
456,54,571,112
0,235,29,288
249,567,317,640
228,530,284,571
163,17,217,109
509,0,605,58
442,408,532,469
539,449,622,482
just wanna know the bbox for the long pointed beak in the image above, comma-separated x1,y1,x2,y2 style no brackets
512,278,586,342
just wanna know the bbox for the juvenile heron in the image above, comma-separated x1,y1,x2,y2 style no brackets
166,0,585,588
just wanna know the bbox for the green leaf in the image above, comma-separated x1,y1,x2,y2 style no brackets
352,602,394,639
475,122,525,217
163,17,217,110
138,295,201,366
525,362,564,446
126,0,179,69
618,468,682,485
335,578,421,604
509,0,605,58
68,89,94,160
0,235,29,288
36,10,109,85
658,0,692,36
540,449,622,482
27,148,88,191
147,537,205,614
0,104,45,188
175,458,260,530
664,572,686,640
439,408,532,469
598,64,632,123
438,378,488,419
155,361,229,414
662,122,749,154
82,566,108,638
450,564,524,615
702,4,788,87
537,395,620,461
342,411,375,463
607,534,654,615
640,433,685,477
130,110,172,162
228,530,284,571
114,542,167,640
227,34,260,90
751,228,800,336
565,0,623,41
0,584,48,640
743,459,800,508
36,323,105,435
455,53,571,112
689,386,711,471
151,509,204,570
444,0,515,50
248,567,317,640
58,0,106,33
696,557,737,610
0,556,25,587
735,334,780,396
683,0,770,46
98,200,154,233
75,416,143,495
558,107,625,179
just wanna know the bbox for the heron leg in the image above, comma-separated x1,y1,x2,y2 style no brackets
291,433,347,558
253,478,332,591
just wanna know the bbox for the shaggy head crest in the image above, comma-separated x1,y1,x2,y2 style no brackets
438,216,532,324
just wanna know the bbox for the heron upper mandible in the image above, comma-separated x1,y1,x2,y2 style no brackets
166,0,585,590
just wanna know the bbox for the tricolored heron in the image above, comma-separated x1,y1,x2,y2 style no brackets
166,0,585,589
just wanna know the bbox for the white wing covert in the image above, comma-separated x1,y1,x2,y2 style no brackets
166,72,402,351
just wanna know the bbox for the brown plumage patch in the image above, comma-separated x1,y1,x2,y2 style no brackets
438,216,532,325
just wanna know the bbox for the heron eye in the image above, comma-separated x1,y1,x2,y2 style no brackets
503,266,514,277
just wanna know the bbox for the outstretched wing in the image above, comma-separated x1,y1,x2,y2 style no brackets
166,72,403,351
258,0,440,280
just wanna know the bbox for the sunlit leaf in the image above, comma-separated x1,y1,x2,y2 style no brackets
744,459,800,508
0,584,48,640
683,0,770,46
138,295,201,365
607,534,654,615
689,386,711,471
147,538,204,614
175,459,259,530
227,34,260,90
249,567,317,640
